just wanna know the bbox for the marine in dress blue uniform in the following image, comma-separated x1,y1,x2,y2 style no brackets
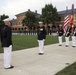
58,24,64,46
65,25,72,47
72,25,76,47
37,21,46,55
1,18,14,69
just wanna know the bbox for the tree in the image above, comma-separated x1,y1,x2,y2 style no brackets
22,11,37,30
41,3,60,25
0,14,9,28
0,14,9,21
0,14,9,37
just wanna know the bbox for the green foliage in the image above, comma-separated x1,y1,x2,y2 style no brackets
0,14,9,21
0,20,5,32
41,3,60,25
0,14,9,41
0,19,5,38
22,11,37,28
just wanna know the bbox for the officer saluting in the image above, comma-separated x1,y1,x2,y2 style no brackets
72,24,76,47
57,24,64,46
37,21,46,55
65,25,72,47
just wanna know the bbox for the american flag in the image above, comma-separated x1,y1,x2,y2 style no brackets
63,7,70,33
69,4,74,26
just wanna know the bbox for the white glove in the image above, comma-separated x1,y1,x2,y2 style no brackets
43,39,45,41
37,40,39,42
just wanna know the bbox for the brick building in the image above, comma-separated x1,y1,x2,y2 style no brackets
11,9,76,33
11,9,40,32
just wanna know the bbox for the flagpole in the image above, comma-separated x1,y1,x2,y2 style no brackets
69,4,74,26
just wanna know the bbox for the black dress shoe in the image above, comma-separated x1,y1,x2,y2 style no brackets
5,65,14,69
66,45,68,47
72,46,75,47
59,45,62,46
38,53,44,55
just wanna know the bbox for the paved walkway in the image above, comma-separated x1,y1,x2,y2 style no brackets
0,42,76,75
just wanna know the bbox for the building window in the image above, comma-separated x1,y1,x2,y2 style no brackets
12,28,14,30
58,17,61,21
18,21,21,25
21,28,23,30
15,28,17,30
18,28,20,31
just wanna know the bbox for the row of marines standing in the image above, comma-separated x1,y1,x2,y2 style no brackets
58,24,76,47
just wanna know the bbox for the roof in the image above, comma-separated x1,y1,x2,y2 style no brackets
58,8,76,15
11,18,17,22
15,9,41,18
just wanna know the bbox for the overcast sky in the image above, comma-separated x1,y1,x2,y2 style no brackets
0,0,76,19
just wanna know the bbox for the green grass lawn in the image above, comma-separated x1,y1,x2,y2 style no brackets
0,35,60,53
55,62,76,75
0,35,71,53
